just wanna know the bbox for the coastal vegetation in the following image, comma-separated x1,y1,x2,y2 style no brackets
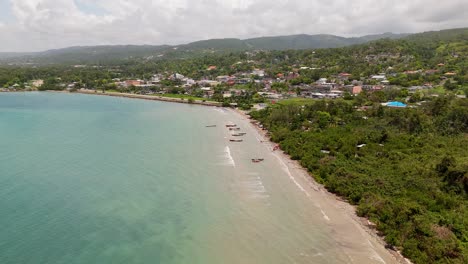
250,95,468,263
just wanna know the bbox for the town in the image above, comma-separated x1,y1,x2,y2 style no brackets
1,51,465,110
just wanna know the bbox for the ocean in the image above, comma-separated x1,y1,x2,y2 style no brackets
0,92,396,264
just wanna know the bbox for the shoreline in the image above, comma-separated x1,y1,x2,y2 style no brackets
74,89,222,107
29,90,410,263
232,108,411,264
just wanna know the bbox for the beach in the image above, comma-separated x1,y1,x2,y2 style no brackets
225,108,410,264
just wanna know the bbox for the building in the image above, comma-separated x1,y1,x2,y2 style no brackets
371,75,386,81
124,80,143,87
32,79,44,88
252,69,265,77
352,86,362,95
235,78,251,85
198,80,220,87
338,73,352,81
216,76,231,83
317,78,328,85
171,73,185,80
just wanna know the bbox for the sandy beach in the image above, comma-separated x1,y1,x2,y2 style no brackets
231,108,411,264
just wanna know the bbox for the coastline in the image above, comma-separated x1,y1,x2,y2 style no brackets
32,90,410,263
74,89,222,107
232,108,411,264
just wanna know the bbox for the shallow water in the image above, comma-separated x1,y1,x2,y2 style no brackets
0,93,396,263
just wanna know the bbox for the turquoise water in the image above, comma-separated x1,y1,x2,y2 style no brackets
0,93,396,264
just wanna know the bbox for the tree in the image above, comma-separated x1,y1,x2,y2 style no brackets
444,81,457,91
316,111,331,129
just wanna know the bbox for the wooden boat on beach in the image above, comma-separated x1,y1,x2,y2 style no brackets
206,125,216,127
229,127,241,131
226,124,237,128
251,158,264,163
231,133,246,136
229,139,243,142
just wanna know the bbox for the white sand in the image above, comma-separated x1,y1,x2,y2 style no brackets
231,108,411,264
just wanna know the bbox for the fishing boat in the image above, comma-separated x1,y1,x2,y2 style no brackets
229,139,243,142
251,158,264,163
226,124,237,128
231,132,246,136
229,127,241,131
205,125,216,127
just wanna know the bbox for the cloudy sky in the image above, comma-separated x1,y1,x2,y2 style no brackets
0,0,467,52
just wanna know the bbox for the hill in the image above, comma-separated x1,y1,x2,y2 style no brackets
0,28,465,66
0,32,408,65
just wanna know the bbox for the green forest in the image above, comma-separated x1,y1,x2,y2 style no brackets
250,95,468,263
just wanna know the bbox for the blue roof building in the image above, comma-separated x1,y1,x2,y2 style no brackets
386,101,407,108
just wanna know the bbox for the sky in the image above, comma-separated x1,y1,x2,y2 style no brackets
0,0,467,52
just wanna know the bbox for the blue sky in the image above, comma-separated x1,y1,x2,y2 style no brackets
73,0,109,16
0,0,14,23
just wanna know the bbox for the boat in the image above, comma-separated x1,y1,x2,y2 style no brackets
229,127,241,131
231,132,246,136
226,124,237,128
229,139,243,142
251,158,264,163
205,125,216,127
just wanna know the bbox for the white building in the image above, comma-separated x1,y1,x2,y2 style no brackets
32,79,44,88
252,69,265,77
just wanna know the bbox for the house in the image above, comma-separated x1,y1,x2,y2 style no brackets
338,73,352,81
371,75,386,81
183,79,196,87
444,72,457,76
317,78,328,85
207,66,217,71
124,80,143,87
170,73,185,80
32,79,44,88
216,76,231,83
286,72,300,81
198,80,220,87
200,87,214,97
352,86,362,95
150,74,163,83
258,92,282,100
252,69,265,77
383,101,407,108
235,78,251,85
425,69,439,75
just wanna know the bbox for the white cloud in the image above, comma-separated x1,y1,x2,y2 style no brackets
0,0,467,52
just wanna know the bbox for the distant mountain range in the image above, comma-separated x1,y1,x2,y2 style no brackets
0,28,465,65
